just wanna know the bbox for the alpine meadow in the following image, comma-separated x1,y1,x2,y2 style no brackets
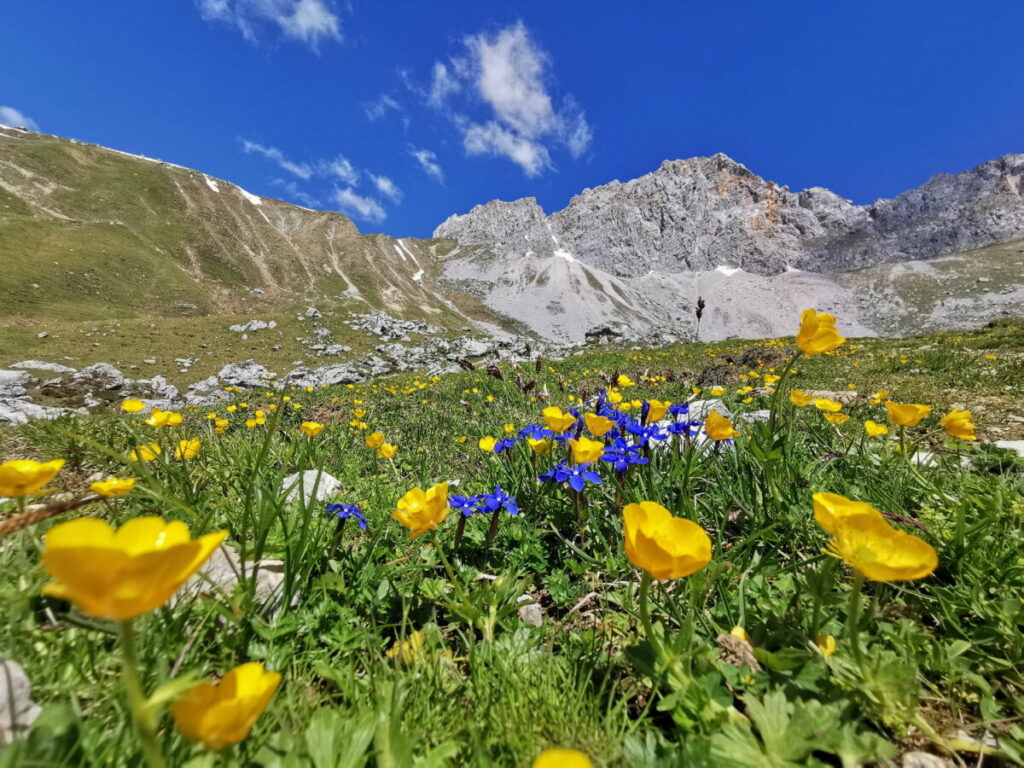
2,4,1024,767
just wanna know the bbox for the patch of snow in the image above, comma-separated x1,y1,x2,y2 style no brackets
236,185,261,206
412,269,424,283
393,244,407,262
204,176,219,193
553,248,576,263
716,265,742,276
397,239,420,267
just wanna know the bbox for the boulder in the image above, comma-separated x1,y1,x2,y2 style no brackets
217,360,273,389
0,657,41,745
8,360,76,374
280,470,343,505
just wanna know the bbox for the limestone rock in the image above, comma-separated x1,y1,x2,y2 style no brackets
280,470,343,505
0,657,41,745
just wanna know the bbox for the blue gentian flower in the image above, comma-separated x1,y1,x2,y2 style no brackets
326,503,368,530
493,438,519,453
477,485,520,516
625,420,670,446
519,424,553,440
601,438,650,473
539,462,602,492
449,494,481,517
669,402,690,418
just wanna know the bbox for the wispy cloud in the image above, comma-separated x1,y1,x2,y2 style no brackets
333,187,386,223
319,155,359,185
409,147,444,181
364,93,402,121
241,139,314,179
424,21,592,176
197,0,341,50
369,173,402,201
0,105,38,131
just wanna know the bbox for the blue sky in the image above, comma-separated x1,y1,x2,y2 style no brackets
2,1,1022,237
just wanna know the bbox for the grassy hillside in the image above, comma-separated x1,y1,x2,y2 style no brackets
1,317,1022,766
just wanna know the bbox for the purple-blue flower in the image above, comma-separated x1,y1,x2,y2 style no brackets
601,438,650,473
327,503,368,530
449,494,480,518
477,485,520,516
539,461,602,492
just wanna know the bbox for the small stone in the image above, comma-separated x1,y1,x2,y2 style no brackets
280,470,343,505
516,594,543,627
0,657,42,745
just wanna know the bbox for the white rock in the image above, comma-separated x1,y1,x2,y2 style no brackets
994,440,1024,457
516,594,543,627
8,360,76,374
280,470,343,505
0,657,41,745
177,545,289,608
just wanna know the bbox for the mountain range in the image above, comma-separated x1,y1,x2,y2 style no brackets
2,124,1022,363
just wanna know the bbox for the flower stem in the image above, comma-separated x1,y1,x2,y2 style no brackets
638,571,659,656
117,619,166,768
844,572,867,668
484,510,501,548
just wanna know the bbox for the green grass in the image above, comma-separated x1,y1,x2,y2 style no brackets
1,320,1023,766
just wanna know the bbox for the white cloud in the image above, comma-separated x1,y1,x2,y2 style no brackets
463,122,549,177
241,139,313,179
424,22,592,175
333,187,386,223
409,147,443,181
271,178,319,208
197,0,340,49
320,155,359,185
365,94,402,121
428,62,460,108
369,173,402,201
0,106,38,131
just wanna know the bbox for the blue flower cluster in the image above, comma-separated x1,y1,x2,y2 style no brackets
538,462,602,492
326,503,368,530
449,486,520,517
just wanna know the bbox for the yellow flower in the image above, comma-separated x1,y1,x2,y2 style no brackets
386,629,428,665
90,477,136,497
226,405,237,413
392,482,449,539
868,390,889,406
214,417,230,428
365,432,386,449
940,408,976,441
824,413,849,425
377,443,398,459
704,410,739,441
569,437,605,465
0,459,65,497
884,400,932,427
814,398,843,413
790,389,814,407
646,400,671,422
175,439,202,460
606,389,623,404
353,408,367,419
121,398,146,413
617,374,636,387
864,420,888,437
171,662,280,751
762,374,781,384
542,406,576,433
244,419,260,429
730,626,751,644
478,435,497,453
41,517,226,619
623,502,712,580
503,423,516,433
709,387,726,397
533,749,593,768
299,421,324,437
146,409,183,428
527,437,552,454
130,443,162,462
584,413,615,437
824,511,938,582
816,634,837,657
456,436,468,444
796,308,846,356
812,492,884,533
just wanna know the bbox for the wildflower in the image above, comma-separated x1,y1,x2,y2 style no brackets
704,410,739,441
816,634,837,657
449,494,480,517
477,486,519,516
824,511,938,582
606,389,623,404
478,436,498,452
491,437,519,453
365,432,386,449
796,309,846,356
377,443,398,459
300,421,324,437
226,405,237,413
353,408,367,419
41,517,226,619
617,374,636,387
392,482,449,539
175,439,202,460
824,413,849,425
812,492,884,532
90,477,136,497
584,413,615,437
709,387,726,397
244,419,260,429
121,398,146,413
171,662,280,751
569,436,605,465
1,458,63,498
622,501,712,579
542,406,576,433
327,503,368,530
730,626,751,643
763,374,781,384
130,443,162,462
538,462,602,492
814,398,843,413
146,409,183,428
884,400,932,427
940,408,976,441
534,749,593,768
868,390,889,406
645,400,671,422
456,436,468,444
790,389,814,407
527,437,552,454
864,420,888,437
